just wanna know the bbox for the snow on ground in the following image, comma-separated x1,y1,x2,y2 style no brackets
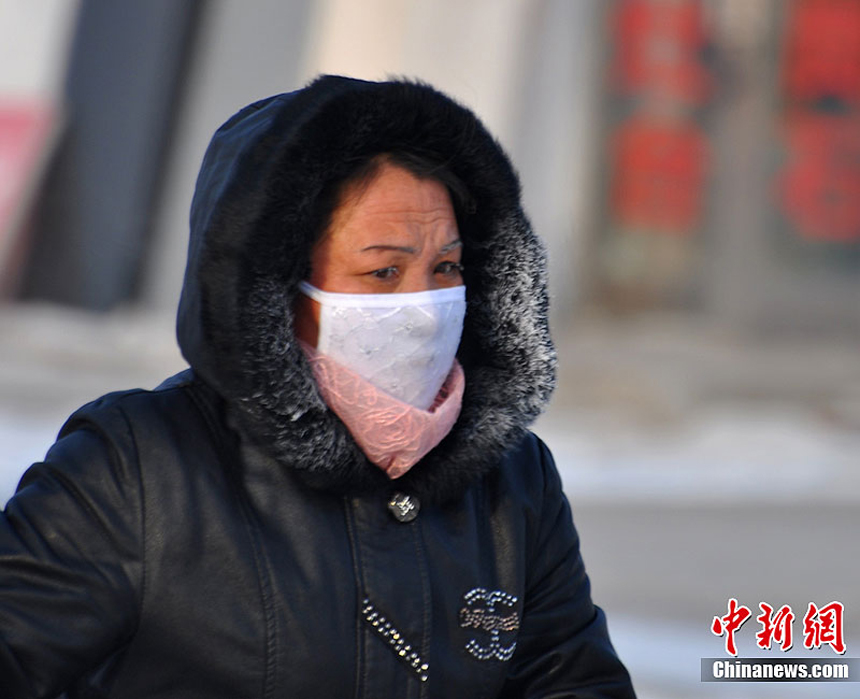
534,406,860,505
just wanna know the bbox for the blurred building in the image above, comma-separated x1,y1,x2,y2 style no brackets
2,0,859,334
594,0,860,334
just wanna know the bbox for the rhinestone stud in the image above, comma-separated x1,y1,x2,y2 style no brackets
388,492,419,523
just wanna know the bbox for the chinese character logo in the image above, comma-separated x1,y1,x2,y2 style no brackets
712,599,846,656
712,598,752,656
803,601,846,655
756,603,795,652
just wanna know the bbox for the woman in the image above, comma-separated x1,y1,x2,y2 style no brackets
0,76,635,698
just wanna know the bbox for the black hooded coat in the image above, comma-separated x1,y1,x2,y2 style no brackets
0,76,635,698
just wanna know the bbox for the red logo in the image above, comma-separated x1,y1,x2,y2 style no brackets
712,598,752,656
803,601,846,655
712,599,846,656
756,603,795,652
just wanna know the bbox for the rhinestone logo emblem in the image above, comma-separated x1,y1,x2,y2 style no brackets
459,587,520,661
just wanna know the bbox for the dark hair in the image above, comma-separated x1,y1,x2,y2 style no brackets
313,151,475,244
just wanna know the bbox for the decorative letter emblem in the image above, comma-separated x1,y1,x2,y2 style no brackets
459,588,520,661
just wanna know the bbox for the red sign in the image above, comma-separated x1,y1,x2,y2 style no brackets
783,0,860,103
611,117,709,234
779,114,860,242
612,0,711,104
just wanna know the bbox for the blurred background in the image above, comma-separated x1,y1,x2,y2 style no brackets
1,1,859,696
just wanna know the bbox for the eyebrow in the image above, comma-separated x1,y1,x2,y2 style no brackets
360,240,462,254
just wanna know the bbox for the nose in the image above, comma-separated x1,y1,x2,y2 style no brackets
397,269,442,293
400,305,439,339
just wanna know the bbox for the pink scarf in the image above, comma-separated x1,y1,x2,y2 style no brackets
300,342,465,479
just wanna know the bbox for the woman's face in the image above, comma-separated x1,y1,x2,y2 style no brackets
294,162,463,346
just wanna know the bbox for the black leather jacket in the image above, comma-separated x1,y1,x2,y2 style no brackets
0,76,635,697
1,373,632,698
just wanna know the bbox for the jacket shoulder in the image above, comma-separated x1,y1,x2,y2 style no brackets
491,430,563,503
58,369,223,443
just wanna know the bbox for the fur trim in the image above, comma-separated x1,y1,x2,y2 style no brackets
176,76,556,504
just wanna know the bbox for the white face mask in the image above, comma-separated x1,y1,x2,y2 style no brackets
298,282,466,410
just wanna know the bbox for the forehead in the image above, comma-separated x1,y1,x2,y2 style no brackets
325,163,457,247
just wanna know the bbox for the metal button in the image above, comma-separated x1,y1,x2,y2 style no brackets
388,492,419,522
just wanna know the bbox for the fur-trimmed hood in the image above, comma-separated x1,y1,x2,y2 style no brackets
176,75,556,504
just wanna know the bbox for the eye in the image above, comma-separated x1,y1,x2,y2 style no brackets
435,261,464,277
370,266,399,280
